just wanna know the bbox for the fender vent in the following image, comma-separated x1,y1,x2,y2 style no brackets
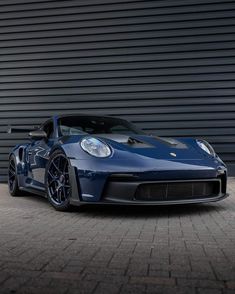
19,148,24,162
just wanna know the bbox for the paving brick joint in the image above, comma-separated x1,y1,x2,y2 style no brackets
0,179,234,294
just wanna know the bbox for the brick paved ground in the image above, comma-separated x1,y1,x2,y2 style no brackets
0,179,234,294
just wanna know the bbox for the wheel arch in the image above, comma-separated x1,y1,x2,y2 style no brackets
47,145,81,205
45,148,77,211
49,144,67,157
10,143,28,159
9,144,29,177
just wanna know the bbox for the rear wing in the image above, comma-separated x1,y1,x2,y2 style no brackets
7,126,39,134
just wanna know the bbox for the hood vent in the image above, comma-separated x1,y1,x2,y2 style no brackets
127,137,142,144
95,134,153,148
154,136,188,149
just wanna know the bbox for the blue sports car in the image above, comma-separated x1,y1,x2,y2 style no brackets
8,114,228,211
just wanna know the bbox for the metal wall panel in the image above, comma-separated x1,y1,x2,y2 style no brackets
1,0,235,181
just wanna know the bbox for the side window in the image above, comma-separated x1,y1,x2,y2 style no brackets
42,121,54,139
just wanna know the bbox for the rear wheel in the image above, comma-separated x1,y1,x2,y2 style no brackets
8,155,22,196
45,150,72,211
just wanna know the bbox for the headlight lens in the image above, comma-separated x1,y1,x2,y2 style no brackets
80,137,111,158
196,139,215,157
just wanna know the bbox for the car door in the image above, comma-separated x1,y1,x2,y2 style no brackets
27,120,54,185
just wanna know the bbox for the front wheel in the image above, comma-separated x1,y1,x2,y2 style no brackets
45,150,72,211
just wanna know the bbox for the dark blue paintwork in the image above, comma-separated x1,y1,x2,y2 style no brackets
9,115,228,205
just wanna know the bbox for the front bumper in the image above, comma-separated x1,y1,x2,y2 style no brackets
68,158,228,205
100,176,228,205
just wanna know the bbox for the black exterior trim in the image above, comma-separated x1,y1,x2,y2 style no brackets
102,178,225,203
71,194,229,206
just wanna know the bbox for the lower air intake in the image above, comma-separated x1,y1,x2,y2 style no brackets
134,181,220,201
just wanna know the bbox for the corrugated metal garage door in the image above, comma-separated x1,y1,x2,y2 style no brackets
1,0,235,182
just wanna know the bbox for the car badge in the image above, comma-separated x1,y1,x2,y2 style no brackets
170,152,177,157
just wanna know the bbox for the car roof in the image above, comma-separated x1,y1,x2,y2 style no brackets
40,114,126,128
54,114,125,121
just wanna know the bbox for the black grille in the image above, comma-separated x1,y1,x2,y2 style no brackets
134,181,220,201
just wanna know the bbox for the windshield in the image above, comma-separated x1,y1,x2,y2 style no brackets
58,116,144,136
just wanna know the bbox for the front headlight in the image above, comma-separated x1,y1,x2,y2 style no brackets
80,137,111,158
196,139,215,157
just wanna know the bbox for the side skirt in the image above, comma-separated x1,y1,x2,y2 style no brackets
19,186,47,198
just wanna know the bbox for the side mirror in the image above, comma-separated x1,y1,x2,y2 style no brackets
29,130,47,140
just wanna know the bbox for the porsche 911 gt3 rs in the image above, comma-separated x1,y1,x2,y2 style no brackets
8,114,228,211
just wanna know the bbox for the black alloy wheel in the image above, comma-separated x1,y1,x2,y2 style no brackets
46,151,72,211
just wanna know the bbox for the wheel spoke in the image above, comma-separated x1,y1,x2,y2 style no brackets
47,169,55,179
52,161,61,174
50,190,57,199
47,154,71,206
9,173,15,180
57,156,62,171
9,169,15,176
10,162,15,171
62,186,67,199
8,159,17,192
48,178,57,185
57,187,62,203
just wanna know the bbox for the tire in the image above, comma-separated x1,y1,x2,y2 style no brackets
45,150,72,211
8,155,22,196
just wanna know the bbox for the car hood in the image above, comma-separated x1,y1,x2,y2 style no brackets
93,134,206,161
